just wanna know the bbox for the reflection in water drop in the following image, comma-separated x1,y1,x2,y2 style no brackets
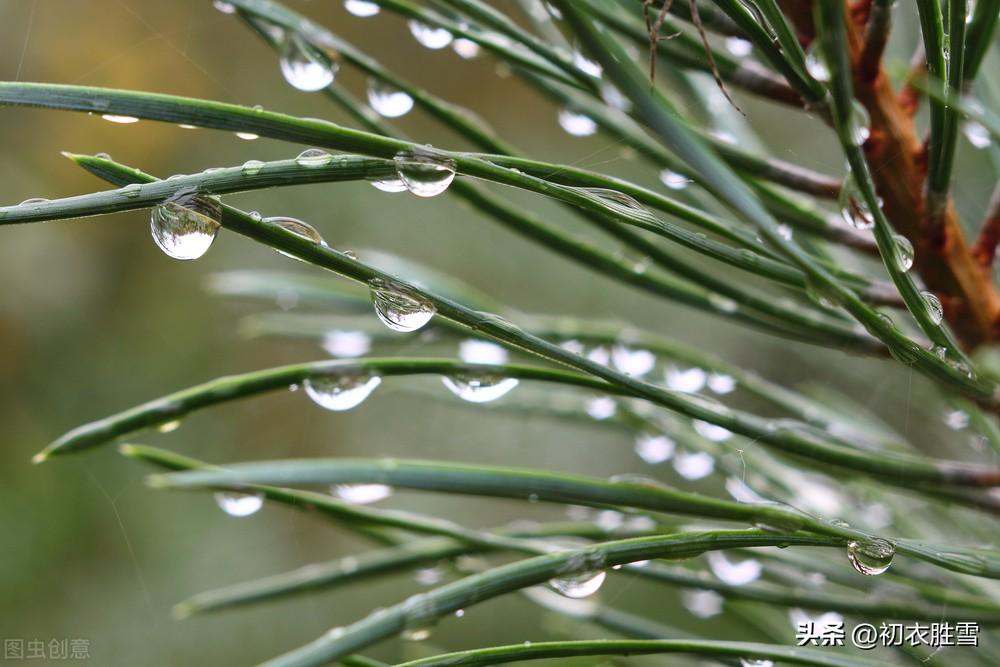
150,189,222,260
279,33,336,91
459,339,508,364
393,150,457,197
548,570,606,598
304,374,382,411
369,279,437,332
102,114,139,124
441,374,519,403
367,79,415,118
847,539,895,575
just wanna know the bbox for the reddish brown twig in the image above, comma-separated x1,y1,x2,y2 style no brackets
972,183,1000,269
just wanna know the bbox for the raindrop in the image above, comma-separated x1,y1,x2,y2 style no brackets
673,451,715,480
693,420,732,442
892,233,914,271
611,345,655,376
586,346,610,365
102,114,139,124
945,409,969,430
322,330,371,358
707,551,761,585
846,538,895,575
599,83,631,111
452,38,480,59
369,278,436,332
572,49,602,77
725,37,753,57
963,121,991,149
264,216,327,258
682,589,723,618
235,131,259,140
920,291,943,325
838,174,876,230
665,367,706,393
213,0,236,14
707,373,736,394
19,197,49,206
333,483,391,504
178,124,197,130
459,339,508,364
848,100,871,146
557,109,597,137
304,374,382,411
441,374,519,403
279,33,336,91
393,150,457,197
708,294,738,313
241,160,265,176
659,169,690,190
585,396,617,420
402,627,433,641
414,565,444,586
740,659,774,667
157,420,181,433
214,491,264,517
408,21,453,49
634,433,675,464
296,148,334,167
150,189,222,260
371,177,408,193
548,570,606,598
367,79,414,118
454,609,465,618
804,44,830,82
344,0,380,17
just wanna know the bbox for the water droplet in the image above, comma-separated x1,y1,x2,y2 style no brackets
367,79,414,118
241,160,265,176
708,294,738,313
892,233,914,271
408,21,453,49
558,109,597,137
682,589,723,618
848,100,871,146
673,450,715,480
963,121,991,149
659,169,690,190
707,373,736,394
806,278,840,310
249,211,262,221
665,367,706,393
333,483,391,504
213,0,236,14
178,124,197,130
725,37,753,57
945,409,969,430
304,374,382,411
279,33,336,91
846,538,895,575
235,131,258,141
393,149,456,197
920,291,943,325
369,278,436,332
572,49,602,77
707,551,761,586
458,339,508,364
370,176,408,193
296,148,334,167
599,83,631,111
344,0,380,17
322,330,371,358
441,374,518,403
634,433,675,464
414,565,444,586
805,44,830,82
611,345,655,376
692,420,732,442
150,189,222,260
102,114,139,124
120,183,142,198
214,491,264,517
740,659,774,667
157,419,182,434
838,174,876,230
264,216,327,258
402,626,433,641
548,570,606,598
585,396,617,420
452,38,480,59
454,608,465,618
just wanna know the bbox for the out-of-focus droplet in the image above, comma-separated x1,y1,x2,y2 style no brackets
962,121,991,149
683,589,723,618
367,79,414,118
659,169,690,190
846,538,894,575
369,278,436,332
304,374,382,411
740,659,774,667
322,330,372,358
213,0,236,14
393,149,456,197
848,100,871,146
333,483,391,504
408,20,453,49
693,420,732,442
459,339,508,364
548,570,606,598
611,345,655,376
150,189,222,260
707,373,736,394
102,114,139,124
673,451,715,480
634,433,675,464
805,43,830,82
452,38,480,59
572,49,602,77
235,131,259,140
215,491,264,517
157,420,181,433
725,37,753,56
344,0,380,17
585,396,617,420
707,551,761,585
665,367,706,393
558,109,597,137
945,409,969,430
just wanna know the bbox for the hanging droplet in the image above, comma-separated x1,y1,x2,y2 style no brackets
344,0,380,17
707,551,761,586
295,148,334,167
725,37,753,57
369,278,436,332
557,109,597,137
611,345,655,376
707,373,736,394
848,100,871,146
673,450,715,480
304,374,382,411
150,189,222,260
322,330,372,358
891,233,914,272
264,216,327,259
547,570,606,598
441,374,518,403
367,79,414,118
659,169,690,190
846,538,895,575
333,483,391,504
634,433,675,464
838,174,876,230
804,43,830,82
408,20,453,49
393,149,456,197
452,38,480,59
102,114,139,124
214,491,264,517
739,659,774,667
212,0,236,14
962,121,991,149
235,131,259,140
241,160,265,176
920,291,943,325
279,32,336,91
665,367,706,393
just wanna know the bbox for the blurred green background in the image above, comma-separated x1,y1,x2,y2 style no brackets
1,1,997,665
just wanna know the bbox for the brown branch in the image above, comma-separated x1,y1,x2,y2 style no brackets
858,0,891,83
972,183,1000,269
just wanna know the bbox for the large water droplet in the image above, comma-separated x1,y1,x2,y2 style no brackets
441,374,518,403
304,374,382,411
296,148,334,167
920,291,943,325
838,175,876,230
673,450,715,480
891,233,914,271
333,483,391,504
367,79,414,118
408,21,453,49
634,433,675,464
214,491,264,517
393,150,456,197
557,109,597,137
371,177,408,193
707,551,761,585
322,330,372,358
369,278,436,332
548,570,606,598
150,189,222,260
264,216,327,259
344,0,380,17
846,538,895,575
279,33,336,91
963,121,991,149
235,131,259,141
